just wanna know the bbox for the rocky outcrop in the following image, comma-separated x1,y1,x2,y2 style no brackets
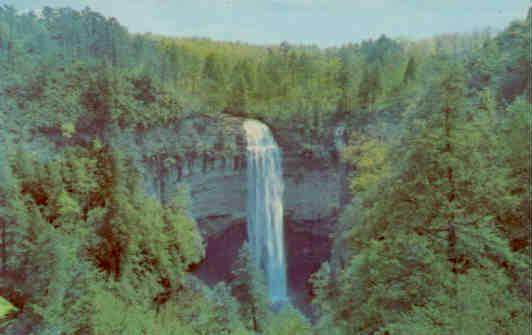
108,115,347,236
6,114,347,237
108,115,248,235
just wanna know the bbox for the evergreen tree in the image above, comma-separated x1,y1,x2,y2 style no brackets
336,61,354,117
314,60,530,334
358,65,381,111
231,243,271,332
403,56,416,83
1,5,531,334
265,305,312,335
227,72,249,116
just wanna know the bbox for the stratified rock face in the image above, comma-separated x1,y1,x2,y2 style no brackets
276,124,347,236
108,115,249,235
108,116,346,236
284,156,342,232
13,114,345,237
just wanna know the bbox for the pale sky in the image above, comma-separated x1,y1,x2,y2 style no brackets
2,0,530,47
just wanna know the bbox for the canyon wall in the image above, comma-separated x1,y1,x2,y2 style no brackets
5,115,347,237
109,116,347,236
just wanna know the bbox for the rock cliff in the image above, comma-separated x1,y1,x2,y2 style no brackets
109,115,347,236
4,115,347,237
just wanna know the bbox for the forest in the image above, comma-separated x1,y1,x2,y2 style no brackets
0,4,530,335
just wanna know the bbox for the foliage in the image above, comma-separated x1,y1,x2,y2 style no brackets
342,132,391,194
1,4,491,146
0,144,235,334
0,4,530,334
231,243,272,332
312,55,531,334
0,296,16,321
264,305,312,335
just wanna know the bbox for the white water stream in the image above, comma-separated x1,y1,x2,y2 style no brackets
244,120,287,303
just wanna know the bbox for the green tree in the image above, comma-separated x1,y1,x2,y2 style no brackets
227,72,249,116
358,65,381,111
265,305,312,335
231,243,271,332
315,61,530,334
403,56,416,83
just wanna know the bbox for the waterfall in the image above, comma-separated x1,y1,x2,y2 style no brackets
244,119,287,304
334,125,346,152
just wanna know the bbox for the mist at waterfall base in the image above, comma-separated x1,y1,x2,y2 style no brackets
243,119,287,305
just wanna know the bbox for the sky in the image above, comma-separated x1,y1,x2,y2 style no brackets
2,0,530,47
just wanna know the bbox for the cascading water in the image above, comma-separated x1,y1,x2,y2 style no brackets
244,119,287,304
334,125,346,152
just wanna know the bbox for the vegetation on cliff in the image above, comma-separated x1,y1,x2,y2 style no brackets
4,6,525,153
313,11,531,335
0,4,530,335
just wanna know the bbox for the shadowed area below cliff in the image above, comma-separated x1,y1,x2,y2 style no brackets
191,219,332,317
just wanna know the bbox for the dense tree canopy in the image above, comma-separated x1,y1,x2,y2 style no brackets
312,12,531,335
0,4,530,334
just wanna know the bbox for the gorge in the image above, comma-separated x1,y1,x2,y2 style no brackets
184,116,342,311
1,5,530,334
8,113,344,313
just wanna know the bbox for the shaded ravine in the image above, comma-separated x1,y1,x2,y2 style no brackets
191,220,331,316
191,119,335,315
